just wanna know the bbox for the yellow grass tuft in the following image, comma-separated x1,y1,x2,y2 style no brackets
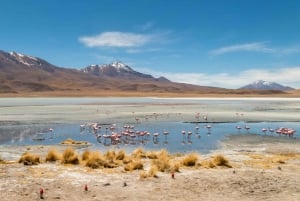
85,151,106,169
18,152,40,165
81,149,91,161
104,150,116,161
116,150,126,160
139,165,158,179
45,148,61,162
170,161,181,172
124,160,144,171
61,147,79,165
146,151,158,159
182,153,199,167
151,149,171,172
0,155,5,164
213,155,232,168
132,148,146,159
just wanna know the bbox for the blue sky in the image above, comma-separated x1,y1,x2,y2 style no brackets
1,0,300,88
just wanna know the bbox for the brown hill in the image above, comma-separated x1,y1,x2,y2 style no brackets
0,50,294,97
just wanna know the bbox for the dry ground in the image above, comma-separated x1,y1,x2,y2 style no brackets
1,138,300,201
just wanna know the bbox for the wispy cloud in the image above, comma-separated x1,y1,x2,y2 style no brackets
139,67,300,89
209,42,274,56
79,32,154,48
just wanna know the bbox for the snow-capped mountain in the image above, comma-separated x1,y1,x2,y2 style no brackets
0,50,57,72
240,80,294,91
81,61,168,81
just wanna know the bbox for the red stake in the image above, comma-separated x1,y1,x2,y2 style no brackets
39,188,44,199
84,184,88,191
171,172,175,179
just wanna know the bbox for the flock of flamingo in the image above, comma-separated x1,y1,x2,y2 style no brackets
78,122,206,147
30,111,297,147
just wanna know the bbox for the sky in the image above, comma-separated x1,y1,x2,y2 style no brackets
1,0,300,89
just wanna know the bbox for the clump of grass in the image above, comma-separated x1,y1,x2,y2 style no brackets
81,149,91,161
151,149,171,172
122,155,133,164
146,151,158,159
116,150,126,160
170,161,181,172
61,147,79,165
18,152,40,165
45,148,61,162
85,151,106,169
0,155,5,164
132,148,146,159
124,160,144,171
182,153,199,167
140,165,158,179
104,150,116,161
212,155,232,168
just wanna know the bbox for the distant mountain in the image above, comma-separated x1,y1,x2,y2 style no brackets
239,80,294,91
80,61,169,81
0,49,227,95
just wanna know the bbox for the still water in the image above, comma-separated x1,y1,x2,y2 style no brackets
1,121,299,154
0,97,299,154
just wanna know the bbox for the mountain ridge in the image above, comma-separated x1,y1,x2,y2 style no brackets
0,50,296,96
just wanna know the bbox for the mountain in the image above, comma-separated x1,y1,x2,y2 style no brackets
0,50,229,95
80,61,169,81
239,80,295,91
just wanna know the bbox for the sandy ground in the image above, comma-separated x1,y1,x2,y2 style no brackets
1,135,300,201
1,98,300,201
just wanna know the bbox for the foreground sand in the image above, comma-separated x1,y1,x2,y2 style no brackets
1,135,300,201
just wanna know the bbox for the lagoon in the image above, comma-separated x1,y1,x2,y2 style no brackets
0,97,299,154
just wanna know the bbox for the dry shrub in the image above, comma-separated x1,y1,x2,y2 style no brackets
213,155,232,168
152,150,171,172
18,152,40,165
147,151,158,159
0,155,5,164
132,148,146,159
124,160,144,171
61,147,79,165
45,148,61,162
182,153,198,167
122,156,133,164
139,171,148,179
116,150,126,160
148,165,158,177
139,165,158,179
170,162,181,172
85,151,106,169
81,149,91,161
104,150,116,161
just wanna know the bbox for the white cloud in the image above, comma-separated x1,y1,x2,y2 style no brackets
139,67,300,89
209,42,274,56
79,32,153,48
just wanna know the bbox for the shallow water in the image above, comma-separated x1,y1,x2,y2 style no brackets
0,97,299,154
1,121,299,154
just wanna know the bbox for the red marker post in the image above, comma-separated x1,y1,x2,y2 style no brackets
84,184,88,191
39,188,44,199
171,172,175,179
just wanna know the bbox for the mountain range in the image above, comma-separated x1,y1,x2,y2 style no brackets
0,50,297,96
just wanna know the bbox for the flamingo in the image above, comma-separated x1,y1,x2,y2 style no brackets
236,125,242,131
244,125,250,131
262,128,267,134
